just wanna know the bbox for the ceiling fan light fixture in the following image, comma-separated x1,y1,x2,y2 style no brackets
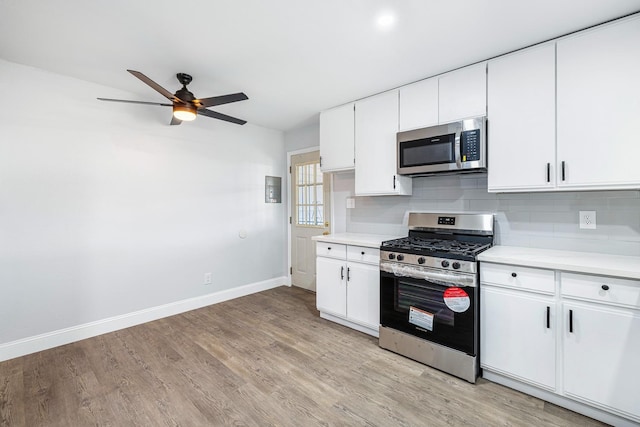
173,104,197,121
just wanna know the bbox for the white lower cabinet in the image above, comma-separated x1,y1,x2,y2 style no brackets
481,263,640,425
344,261,380,329
316,242,380,336
316,257,347,316
481,286,556,390
561,272,640,422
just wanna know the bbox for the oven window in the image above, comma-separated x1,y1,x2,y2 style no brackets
396,280,455,326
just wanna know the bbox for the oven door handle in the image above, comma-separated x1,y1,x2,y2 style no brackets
380,261,476,287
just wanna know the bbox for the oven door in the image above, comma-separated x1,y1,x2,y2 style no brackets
380,267,477,356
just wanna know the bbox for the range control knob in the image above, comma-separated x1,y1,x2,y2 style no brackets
397,254,405,261
441,260,450,268
452,262,461,270
417,257,426,264
388,253,396,260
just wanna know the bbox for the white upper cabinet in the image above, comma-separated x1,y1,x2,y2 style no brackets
557,15,640,190
355,91,412,196
319,103,355,172
487,43,556,192
439,62,487,123
398,77,438,131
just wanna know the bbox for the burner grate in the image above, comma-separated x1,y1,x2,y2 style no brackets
381,236,491,259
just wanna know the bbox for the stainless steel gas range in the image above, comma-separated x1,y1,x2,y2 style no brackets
378,212,494,383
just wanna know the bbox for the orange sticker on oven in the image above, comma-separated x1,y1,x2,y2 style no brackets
443,287,470,313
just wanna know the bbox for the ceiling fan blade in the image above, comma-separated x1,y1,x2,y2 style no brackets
127,70,184,103
170,116,182,126
97,97,173,107
195,92,249,108
197,108,247,125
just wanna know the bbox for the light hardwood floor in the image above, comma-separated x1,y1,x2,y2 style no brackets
0,286,606,426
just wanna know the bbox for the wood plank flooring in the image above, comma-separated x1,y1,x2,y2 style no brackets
0,286,606,426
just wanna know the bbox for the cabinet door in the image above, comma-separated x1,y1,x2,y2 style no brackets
557,16,640,189
563,302,640,420
345,262,380,329
487,44,556,192
316,257,346,317
439,62,487,123
481,286,556,390
355,91,412,196
319,103,355,172
399,77,438,131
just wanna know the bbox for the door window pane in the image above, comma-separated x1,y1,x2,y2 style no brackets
295,161,324,227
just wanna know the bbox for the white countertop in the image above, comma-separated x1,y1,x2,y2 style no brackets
479,246,640,280
312,233,401,248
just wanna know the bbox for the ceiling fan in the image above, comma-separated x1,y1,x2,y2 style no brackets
98,70,248,125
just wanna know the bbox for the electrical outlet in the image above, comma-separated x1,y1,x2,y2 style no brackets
579,211,596,229
204,272,213,285
346,197,356,209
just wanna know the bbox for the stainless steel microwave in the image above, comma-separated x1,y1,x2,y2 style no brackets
397,116,487,176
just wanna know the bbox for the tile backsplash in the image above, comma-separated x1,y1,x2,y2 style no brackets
335,172,640,256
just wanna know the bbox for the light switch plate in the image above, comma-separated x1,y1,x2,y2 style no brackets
579,211,596,229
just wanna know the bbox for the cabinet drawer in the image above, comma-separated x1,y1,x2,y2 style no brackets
561,272,640,309
316,242,346,259
346,245,380,265
481,263,555,294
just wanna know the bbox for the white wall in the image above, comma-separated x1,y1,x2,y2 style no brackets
337,173,640,256
0,60,287,347
284,121,319,153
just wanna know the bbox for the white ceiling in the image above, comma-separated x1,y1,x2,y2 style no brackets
0,0,639,131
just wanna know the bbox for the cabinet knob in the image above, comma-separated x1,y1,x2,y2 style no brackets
511,272,517,278
601,284,610,291
327,247,331,250
361,251,365,255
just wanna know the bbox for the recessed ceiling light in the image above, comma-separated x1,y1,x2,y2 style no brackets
376,12,396,30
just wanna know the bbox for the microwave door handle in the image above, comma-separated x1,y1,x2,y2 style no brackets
455,134,462,168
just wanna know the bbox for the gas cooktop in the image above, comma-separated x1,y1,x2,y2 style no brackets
380,212,495,263
381,236,492,260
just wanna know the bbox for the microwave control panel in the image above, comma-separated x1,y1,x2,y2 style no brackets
460,129,481,162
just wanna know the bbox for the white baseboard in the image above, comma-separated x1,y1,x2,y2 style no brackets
319,311,379,338
483,370,639,427
0,276,287,362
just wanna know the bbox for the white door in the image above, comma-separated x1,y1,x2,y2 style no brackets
354,90,412,196
487,43,556,192
480,286,556,390
290,150,331,291
399,77,439,131
316,257,346,316
319,103,355,172
557,16,640,189
563,302,640,419
345,262,380,329
438,62,487,123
